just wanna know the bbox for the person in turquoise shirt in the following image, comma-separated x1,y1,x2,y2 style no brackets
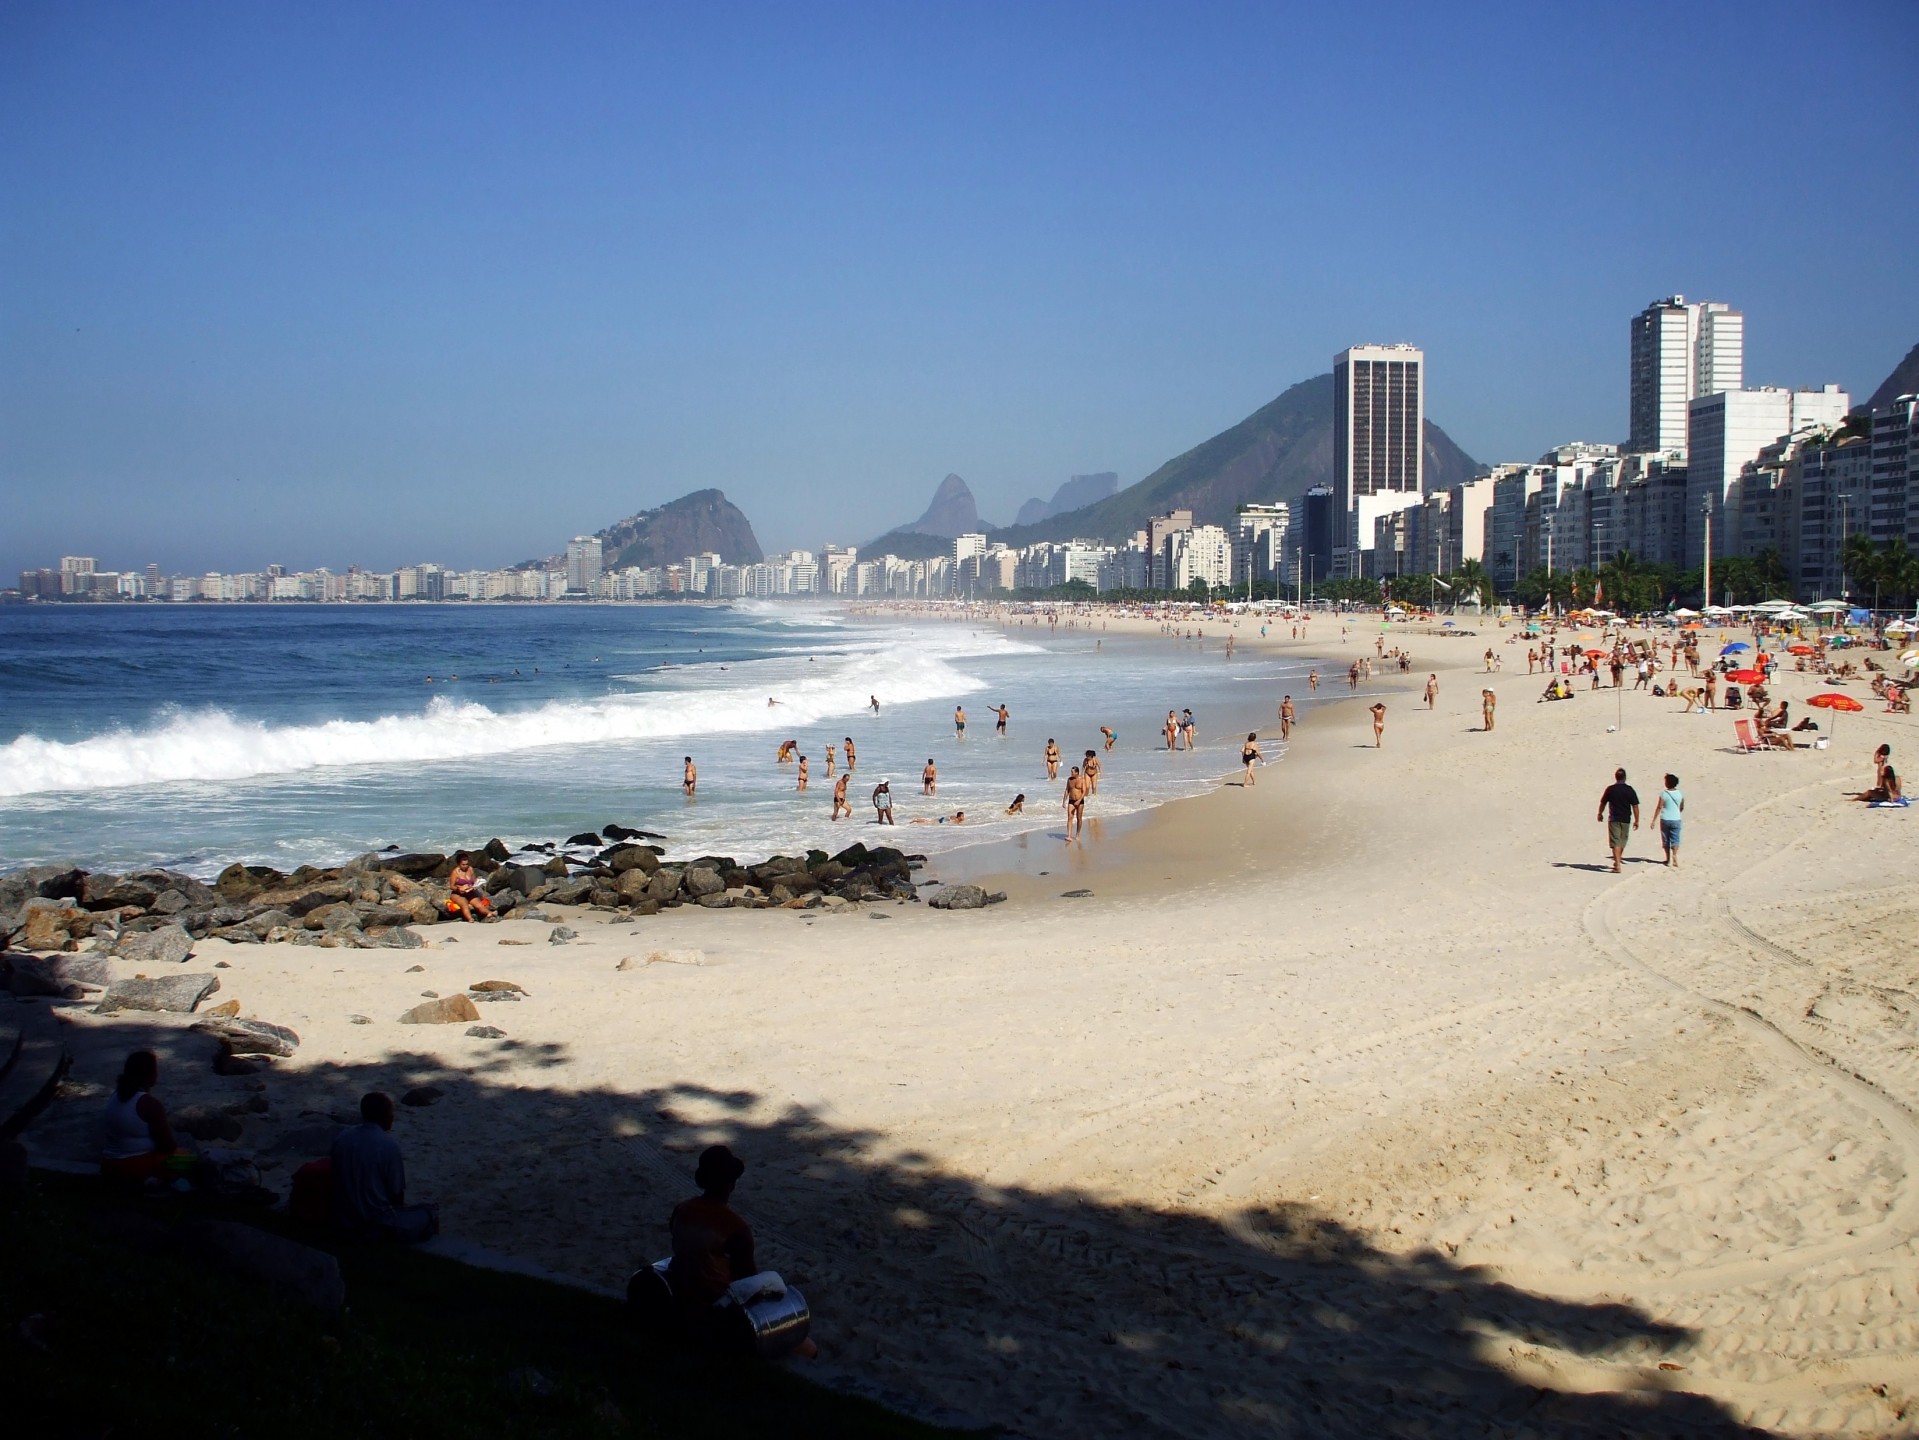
1657,774,1685,868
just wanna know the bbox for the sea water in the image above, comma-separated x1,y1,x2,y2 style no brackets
0,601,1318,876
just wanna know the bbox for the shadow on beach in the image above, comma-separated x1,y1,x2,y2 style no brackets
32,1009,1765,1439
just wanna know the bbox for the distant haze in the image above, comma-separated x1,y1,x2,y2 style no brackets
2,4,1913,578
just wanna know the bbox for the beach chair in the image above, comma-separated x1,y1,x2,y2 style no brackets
1733,719,1765,754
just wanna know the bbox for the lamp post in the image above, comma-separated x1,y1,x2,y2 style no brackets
1701,496,1714,613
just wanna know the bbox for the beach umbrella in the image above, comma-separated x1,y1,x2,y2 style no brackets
1583,648,1605,658
1730,669,1763,684
1720,642,1750,654
1788,644,1816,655
1901,648,1919,665
1807,691,1863,740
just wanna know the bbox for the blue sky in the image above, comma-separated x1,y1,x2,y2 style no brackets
3,1,1914,575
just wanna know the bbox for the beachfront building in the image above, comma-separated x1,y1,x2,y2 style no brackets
1332,343,1424,575
565,536,603,595
1629,296,1744,455
1233,503,1290,589
1685,386,1848,567
1168,524,1231,591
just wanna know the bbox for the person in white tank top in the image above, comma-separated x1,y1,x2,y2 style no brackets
100,1050,179,1183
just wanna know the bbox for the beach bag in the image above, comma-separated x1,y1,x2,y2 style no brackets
289,1157,332,1228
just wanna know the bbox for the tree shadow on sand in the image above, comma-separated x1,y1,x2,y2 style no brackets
34,1008,1767,1439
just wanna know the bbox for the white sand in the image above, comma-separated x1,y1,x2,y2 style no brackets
27,615,1919,1435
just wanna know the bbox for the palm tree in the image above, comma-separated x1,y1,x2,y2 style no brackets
1448,557,1494,609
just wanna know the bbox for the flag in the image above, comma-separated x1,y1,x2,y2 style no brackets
1594,579,1605,607
1433,577,1452,591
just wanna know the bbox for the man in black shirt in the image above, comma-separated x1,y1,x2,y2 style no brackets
1596,767,1640,873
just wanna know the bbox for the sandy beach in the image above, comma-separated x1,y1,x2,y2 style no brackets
22,611,1919,1436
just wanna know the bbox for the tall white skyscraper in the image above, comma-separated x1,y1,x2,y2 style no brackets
1333,343,1424,560
565,536,603,594
1628,295,1744,455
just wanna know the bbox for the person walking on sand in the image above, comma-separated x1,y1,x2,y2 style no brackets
831,771,851,821
922,758,937,795
1424,673,1438,710
1063,766,1088,840
1481,688,1496,732
1241,733,1262,785
991,704,1009,736
1656,773,1684,868
1597,767,1641,873
796,755,809,792
1279,695,1295,741
683,756,697,797
1369,701,1386,747
1045,738,1060,779
872,780,894,824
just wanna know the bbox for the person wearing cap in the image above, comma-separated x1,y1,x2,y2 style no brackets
669,1146,758,1316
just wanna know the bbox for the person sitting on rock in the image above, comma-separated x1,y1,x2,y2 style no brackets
445,852,491,922
329,1092,439,1243
100,1049,181,1185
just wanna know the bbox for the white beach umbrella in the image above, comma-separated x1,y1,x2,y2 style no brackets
1808,600,1850,614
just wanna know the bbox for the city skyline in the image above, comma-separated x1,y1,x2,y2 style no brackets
3,3,1914,579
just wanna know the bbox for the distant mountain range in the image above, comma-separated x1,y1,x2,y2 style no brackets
525,488,762,572
870,372,1482,556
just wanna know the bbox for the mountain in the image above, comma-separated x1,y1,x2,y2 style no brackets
592,488,763,571
1014,471,1120,526
1860,341,1919,413
982,374,1482,550
908,473,984,537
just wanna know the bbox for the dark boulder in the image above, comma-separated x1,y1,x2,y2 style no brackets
482,838,512,863
191,1016,301,1057
681,867,725,899
381,853,447,879
565,831,603,848
544,877,595,906
604,845,661,875
97,972,220,1014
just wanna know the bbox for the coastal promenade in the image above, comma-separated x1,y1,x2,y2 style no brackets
20,611,1919,1436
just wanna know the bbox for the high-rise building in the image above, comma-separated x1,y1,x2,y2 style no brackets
1333,344,1424,563
1685,386,1847,567
1628,296,1745,456
565,536,603,594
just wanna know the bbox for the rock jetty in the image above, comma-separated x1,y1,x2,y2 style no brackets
0,835,936,959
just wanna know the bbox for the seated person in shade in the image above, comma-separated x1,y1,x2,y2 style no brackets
666,1145,818,1358
100,1049,181,1184
330,1092,439,1242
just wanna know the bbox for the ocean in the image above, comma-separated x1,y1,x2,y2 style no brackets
0,601,1314,877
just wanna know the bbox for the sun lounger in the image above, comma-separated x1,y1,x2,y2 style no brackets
1733,719,1765,754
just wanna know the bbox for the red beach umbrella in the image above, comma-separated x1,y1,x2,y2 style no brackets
1730,669,1763,684
1583,648,1605,659
1788,644,1816,656
1807,691,1863,740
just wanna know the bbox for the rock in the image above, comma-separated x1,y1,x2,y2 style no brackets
605,844,661,875
645,869,681,903
548,926,577,945
381,852,447,879
544,877,594,906
482,838,512,862
177,1218,345,1314
191,1016,301,1057
5,952,111,995
542,857,570,877
401,1085,444,1107
97,972,220,1014
150,889,191,916
19,900,91,950
588,887,621,908
927,884,988,911
212,1052,261,1076
214,863,284,902
367,925,425,949
204,998,241,1017
565,831,603,848
470,989,520,1003
1061,889,1094,898
601,822,641,840
420,990,439,998
405,964,426,973
281,884,351,917
353,903,415,929
470,979,527,994
629,898,660,917
393,895,440,925
695,892,731,909
175,1105,244,1142
465,1025,506,1039
350,1015,372,1025
399,994,481,1025
681,866,725,898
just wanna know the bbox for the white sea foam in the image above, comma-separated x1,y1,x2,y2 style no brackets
0,624,1034,797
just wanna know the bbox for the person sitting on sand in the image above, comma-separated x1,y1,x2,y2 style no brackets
665,1146,818,1358
1006,793,1025,815
871,780,895,824
446,852,491,922
100,1049,181,1185
1852,746,1895,803
330,1092,440,1243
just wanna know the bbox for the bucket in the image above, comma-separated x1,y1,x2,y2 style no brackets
730,1285,812,1359
1815,737,1830,750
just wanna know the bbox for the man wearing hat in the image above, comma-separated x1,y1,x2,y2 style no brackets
668,1145,757,1314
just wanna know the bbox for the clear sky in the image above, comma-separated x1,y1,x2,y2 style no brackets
3,1,1914,576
